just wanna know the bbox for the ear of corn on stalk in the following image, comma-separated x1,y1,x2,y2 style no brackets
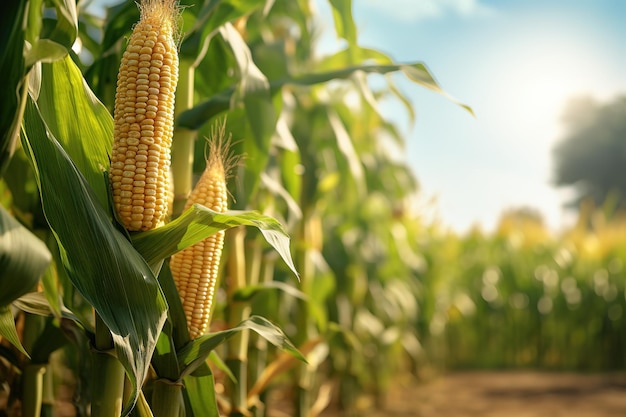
109,0,179,231
170,125,235,339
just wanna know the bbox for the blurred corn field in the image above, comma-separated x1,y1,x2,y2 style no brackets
1,0,624,416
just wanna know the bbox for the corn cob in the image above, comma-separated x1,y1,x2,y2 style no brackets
169,127,235,339
109,0,179,231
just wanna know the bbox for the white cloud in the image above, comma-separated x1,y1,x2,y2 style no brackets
362,0,495,22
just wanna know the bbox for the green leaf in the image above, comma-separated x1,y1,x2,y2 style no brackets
0,306,29,357
317,46,393,70
220,23,277,206
232,281,307,302
14,292,84,329
30,317,70,364
24,0,78,67
132,204,298,278
158,262,190,349
44,0,79,51
180,0,266,60
0,205,51,307
21,98,167,415
182,363,220,417
208,350,236,382
153,321,181,381
40,261,62,318
25,39,69,67
260,170,303,224
328,0,357,46
37,56,113,207
386,76,416,126
177,62,473,130
327,109,365,198
0,0,28,175
178,315,304,379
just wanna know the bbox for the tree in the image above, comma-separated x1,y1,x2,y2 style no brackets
553,95,626,208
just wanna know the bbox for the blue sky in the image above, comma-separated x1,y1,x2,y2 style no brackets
316,0,626,232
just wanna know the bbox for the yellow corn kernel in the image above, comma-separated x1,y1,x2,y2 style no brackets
170,126,235,339
110,0,179,231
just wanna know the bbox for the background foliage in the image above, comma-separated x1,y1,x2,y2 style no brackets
1,0,625,416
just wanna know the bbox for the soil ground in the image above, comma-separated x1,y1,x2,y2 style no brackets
320,371,626,417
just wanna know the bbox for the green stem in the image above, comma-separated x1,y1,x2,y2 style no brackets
295,210,317,417
91,314,125,417
172,58,197,217
22,364,46,417
226,227,251,416
247,241,268,417
151,379,183,417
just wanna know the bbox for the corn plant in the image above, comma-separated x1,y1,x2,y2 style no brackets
1,0,472,416
418,205,626,371
1,1,301,416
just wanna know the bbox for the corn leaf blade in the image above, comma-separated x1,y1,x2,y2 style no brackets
0,205,51,307
180,0,266,59
182,363,220,417
0,307,28,357
21,98,167,415
220,24,277,207
132,204,298,277
0,0,27,174
177,62,472,130
232,281,307,302
328,0,357,46
14,292,84,328
178,315,304,379
37,56,113,207
44,0,78,51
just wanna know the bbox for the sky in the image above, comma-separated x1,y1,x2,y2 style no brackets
315,0,626,232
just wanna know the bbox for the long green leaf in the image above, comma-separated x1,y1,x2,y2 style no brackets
177,315,304,379
38,56,113,207
317,46,393,70
21,98,167,415
177,62,473,129
31,317,70,364
182,363,220,417
24,0,78,67
328,0,357,46
0,306,28,357
44,0,78,51
0,205,51,307
0,0,27,175
132,204,298,277
220,23,277,206
14,292,84,329
232,281,307,302
180,0,266,60
151,264,188,381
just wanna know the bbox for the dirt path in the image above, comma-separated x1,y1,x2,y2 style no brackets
347,371,626,417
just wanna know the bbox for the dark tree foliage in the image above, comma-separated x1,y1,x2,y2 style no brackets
553,95,626,208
